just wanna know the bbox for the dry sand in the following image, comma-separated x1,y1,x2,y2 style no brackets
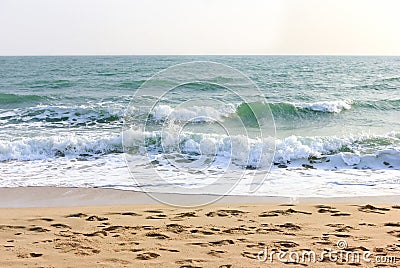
0,187,399,267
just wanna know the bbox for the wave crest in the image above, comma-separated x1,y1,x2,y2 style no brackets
298,100,352,113
1,131,398,171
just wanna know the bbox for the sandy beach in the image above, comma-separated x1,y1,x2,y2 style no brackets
0,187,398,267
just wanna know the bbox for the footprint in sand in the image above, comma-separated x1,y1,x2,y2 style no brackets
86,215,108,221
55,239,101,255
314,240,332,245
205,209,247,217
40,239,53,244
273,241,299,248
189,239,235,247
259,208,312,217
103,258,131,265
209,239,235,246
346,246,369,251
28,226,49,232
222,226,250,234
388,230,400,238
50,223,71,229
31,217,54,222
316,205,339,213
159,247,180,252
136,252,160,260
65,213,87,218
332,233,351,238
145,232,169,239
3,240,14,248
358,204,390,214
144,210,164,213
146,214,167,219
29,253,43,258
258,211,281,217
359,223,376,226
241,251,259,259
188,242,209,247
384,222,400,227
330,212,351,216
126,248,144,253
171,212,198,220
246,242,266,248
258,224,284,233
0,225,25,231
120,212,141,216
166,223,188,234
202,231,215,235
385,244,400,252
278,223,301,231
17,252,43,258
102,225,124,232
316,205,351,216
83,230,107,237
326,223,355,232
106,211,142,216
175,259,206,266
208,249,226,257
141,225,159,231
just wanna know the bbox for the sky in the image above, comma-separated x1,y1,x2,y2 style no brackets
0,0,399,55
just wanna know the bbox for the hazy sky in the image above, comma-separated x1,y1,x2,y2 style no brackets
0,0,399,55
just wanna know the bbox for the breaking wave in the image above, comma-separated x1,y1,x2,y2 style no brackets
3,130,397,171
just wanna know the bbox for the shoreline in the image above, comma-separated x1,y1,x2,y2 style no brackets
0,186,399,208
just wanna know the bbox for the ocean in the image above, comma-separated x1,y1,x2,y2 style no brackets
0,56,399,199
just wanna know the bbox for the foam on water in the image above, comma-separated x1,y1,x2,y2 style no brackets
2,128,397,171
0,135,122,161
0,154,398,197
298,100,352,113
149,104,236,122
0,129,398,197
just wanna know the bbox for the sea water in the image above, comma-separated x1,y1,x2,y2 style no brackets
0,56,399,197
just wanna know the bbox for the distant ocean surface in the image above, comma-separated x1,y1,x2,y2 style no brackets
0,56,399,197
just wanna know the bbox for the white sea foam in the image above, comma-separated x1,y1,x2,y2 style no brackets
339,152,361,165
0,135,122,161
150,104,236,122
2,155,398,198
1,130,398,171
122,129,399,170
298,100,352,113
274,135,351,162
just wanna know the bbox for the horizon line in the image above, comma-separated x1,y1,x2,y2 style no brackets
0,54,399,57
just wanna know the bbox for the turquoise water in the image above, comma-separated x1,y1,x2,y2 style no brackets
0,56,399,197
